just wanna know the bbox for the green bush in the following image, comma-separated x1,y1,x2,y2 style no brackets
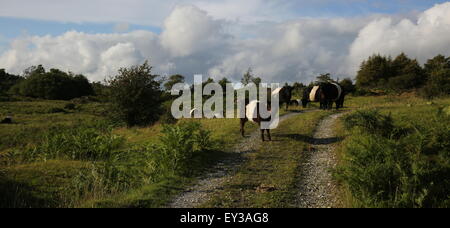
343,109,395,137
420,68,450,99
68,121,218,199
107,61,163,127
154,121,217,176
64,103,77,110
159,100,178,124
337,110,450,208
11,67,94,100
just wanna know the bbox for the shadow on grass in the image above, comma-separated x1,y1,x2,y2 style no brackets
0,176,58,208
277,133,343,145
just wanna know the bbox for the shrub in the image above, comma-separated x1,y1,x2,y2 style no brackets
64,103,77,110
343,109,395,137
159,100,178,124
24,122,124,162
154,121,217,176
11,67,94,100
107,61,163,127
0,69,23,96
69,121,219,198
420,68,450,99
337,109,450,208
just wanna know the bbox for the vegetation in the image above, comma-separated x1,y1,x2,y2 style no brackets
0,69,23,98
0,52,449,208
356,53,449,97
10,66,94,100
106,61,163,127
335,96,450,208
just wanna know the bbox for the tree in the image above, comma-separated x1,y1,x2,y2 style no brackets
424,55,450,75
252,77,262,86
388,53,425,91
107,61,163,127
421,68,450,98
356,54,393,89
23,65,45,78
218,77,231,90
11,66,93,100
0,69,23,95
317,73,334,83
340,78,356,94
164,74,185,91
421,55,450,98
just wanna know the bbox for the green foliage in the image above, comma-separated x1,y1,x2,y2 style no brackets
22,122,124,162
10,66,93,100
337,109,450,208
218,77,231,90
343,110,395,137
421,64,450,99
355,53,449,96
340,78,356,94
107,61,163,127
159,100,178,124
154,121,217,176
424,55,450,75
0,69,23,96
164,74,185,91
356,54,393,89
241,68,261,86
388,54,425,91
316,73,334,83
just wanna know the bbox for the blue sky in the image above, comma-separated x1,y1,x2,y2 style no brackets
1,0,447,39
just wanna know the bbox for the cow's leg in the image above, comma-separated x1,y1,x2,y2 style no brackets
267,129,272,141
240,119,246,137
261,129,265,142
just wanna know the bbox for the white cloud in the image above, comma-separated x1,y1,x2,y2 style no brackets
160,5,228,57
1,3,450,84
348,2,450,74
0,30,161,81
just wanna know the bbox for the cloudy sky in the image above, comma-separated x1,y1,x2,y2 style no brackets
1,0,450,83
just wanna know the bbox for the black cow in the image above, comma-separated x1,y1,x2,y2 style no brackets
279,85,293,111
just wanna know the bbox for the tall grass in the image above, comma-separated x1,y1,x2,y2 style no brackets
336,109,450,208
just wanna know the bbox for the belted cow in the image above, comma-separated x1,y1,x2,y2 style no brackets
302,82,346,110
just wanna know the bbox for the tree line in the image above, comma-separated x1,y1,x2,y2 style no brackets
356,53,450,98
1,52,449,126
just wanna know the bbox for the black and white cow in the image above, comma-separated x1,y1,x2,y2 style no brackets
302,82,346,110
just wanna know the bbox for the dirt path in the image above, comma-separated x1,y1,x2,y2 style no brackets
168,112,305,208
296,113,345,208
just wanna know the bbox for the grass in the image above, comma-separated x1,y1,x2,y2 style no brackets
0,99,262,208
201,110,331,208
1,94,448,208
333,95,450,208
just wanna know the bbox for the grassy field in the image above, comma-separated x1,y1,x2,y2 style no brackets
0,99,260,208
0,95,448,208
334,95,450,208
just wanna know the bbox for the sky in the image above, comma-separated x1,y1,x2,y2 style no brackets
1,0,450,83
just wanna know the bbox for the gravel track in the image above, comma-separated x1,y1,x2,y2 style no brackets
168,111,305,208
296,113,345,208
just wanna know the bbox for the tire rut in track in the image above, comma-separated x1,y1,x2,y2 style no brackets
296,112,345,208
